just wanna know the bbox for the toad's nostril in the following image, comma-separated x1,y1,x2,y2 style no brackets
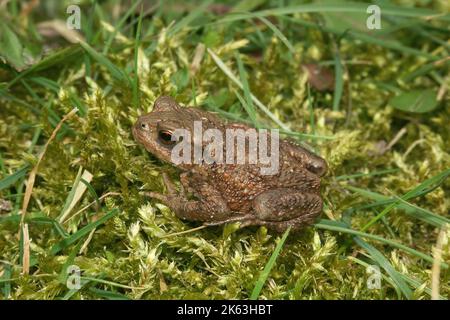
140,122,148,130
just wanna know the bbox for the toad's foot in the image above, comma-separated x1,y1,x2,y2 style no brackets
202,214,255,227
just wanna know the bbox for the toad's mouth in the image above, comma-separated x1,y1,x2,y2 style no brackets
131,124,144,145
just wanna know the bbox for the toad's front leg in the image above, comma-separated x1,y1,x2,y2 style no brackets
145,172,232,223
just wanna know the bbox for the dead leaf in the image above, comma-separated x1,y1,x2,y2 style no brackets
302,63,335,92
37,20,85,44
22,223,30,275
59,168,93,223
21,107,79,225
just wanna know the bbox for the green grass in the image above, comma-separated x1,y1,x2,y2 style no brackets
0,0,449,300
251,227,291,300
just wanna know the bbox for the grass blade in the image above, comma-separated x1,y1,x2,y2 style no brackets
102,0,142,55
0,263,12,299
81,276,140,290
50,209,119,255
167,0,213,37
7,45,83,88
21,108,79,224
254,16,295,54
58,168,94,224
60,279,90,300
354,237,413,299
80,178,100,210
132,5,143,109
275,16,438,60
208,48,290,131
315,219,448,269
57,166,83,223
80,41,131,85
0,213,68,238
332,50,343,111
216,3,448,24
360,168,450,231
250,227,291,300
349,255,445,300
335,168,399,181
347,256,400,298
347,186,450,228
235,52,258,127
58,240,84,285
0,165,29,191
29,217,69,238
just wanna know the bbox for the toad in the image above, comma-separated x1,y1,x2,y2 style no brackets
132,96,327,232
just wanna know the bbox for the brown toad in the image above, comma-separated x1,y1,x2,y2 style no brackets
132,96,327,232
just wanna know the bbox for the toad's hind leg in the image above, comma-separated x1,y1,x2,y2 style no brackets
248,188,323,231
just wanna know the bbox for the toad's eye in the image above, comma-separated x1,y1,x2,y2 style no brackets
158,130,176,145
